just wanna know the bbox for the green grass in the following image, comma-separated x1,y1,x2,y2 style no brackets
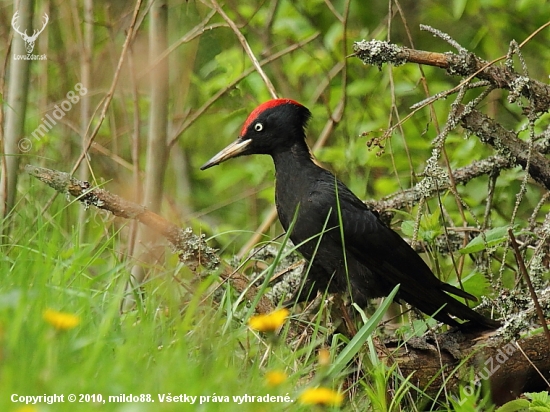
0,193,343,412
0,187,495,412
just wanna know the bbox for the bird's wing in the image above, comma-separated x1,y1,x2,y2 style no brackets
304,173,500,327
308,175,473,299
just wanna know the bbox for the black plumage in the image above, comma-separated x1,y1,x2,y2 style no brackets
201,98,499,328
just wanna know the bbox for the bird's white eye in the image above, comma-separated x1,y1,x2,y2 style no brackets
254,122,263,132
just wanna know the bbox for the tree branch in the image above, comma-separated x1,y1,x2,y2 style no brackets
25,164,275,314
367,155,512,212
352,40,550,113
386,331,550,405
458,106,550,190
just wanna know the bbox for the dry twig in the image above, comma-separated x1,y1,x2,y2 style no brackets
508,229,550,350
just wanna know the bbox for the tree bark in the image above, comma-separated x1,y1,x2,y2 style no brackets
77,0,93,242
385,330,550,405
125,0,170,311
1,0,34,238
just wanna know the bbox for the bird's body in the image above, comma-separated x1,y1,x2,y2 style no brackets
273,146,392,305
201,98,499,329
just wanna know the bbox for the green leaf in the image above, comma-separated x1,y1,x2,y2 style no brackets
459,226,510,254
401,219,442,243
526,391,550,408
495,399,530,412
326,284,399,378
401,220,415,238
452,0,468,19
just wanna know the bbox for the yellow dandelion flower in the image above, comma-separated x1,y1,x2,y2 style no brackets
248,308,289,332
43,309,80,330
299,387,344,406
265,370,287,386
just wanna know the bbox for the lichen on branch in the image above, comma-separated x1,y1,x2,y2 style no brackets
25,164,219,271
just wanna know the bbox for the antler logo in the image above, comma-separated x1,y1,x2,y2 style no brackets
11,11,49,54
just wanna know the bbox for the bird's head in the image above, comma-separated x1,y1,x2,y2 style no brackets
200,98,312,170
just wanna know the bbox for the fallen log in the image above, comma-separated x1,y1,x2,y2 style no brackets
384,328,550,405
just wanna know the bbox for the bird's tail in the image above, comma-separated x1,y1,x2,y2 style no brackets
440,282,477,301
434,292,501,329
438,283,500,328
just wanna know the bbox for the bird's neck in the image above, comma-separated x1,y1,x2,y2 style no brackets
272,141,321,231
271,141,317,177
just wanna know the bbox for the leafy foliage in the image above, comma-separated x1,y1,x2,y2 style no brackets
1,0,549,410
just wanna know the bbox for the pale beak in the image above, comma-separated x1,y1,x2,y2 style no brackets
200,137,252,170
